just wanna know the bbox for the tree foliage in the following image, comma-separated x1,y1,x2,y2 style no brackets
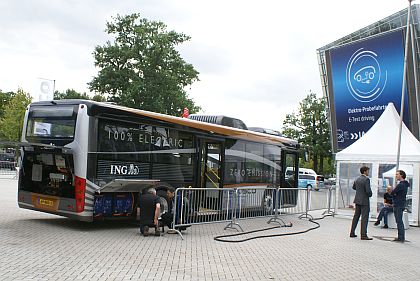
89,13,200,116
0,90,15,120
54,89,90,100
282,92,332,175
54,89,105,102
0,88,32,141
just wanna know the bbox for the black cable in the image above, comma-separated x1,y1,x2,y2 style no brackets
214,213,332,243
311,213,334,221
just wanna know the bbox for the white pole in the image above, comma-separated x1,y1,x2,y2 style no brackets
396,0,413,172
53,80,56,100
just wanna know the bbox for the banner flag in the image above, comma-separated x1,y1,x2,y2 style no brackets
38,78,54,101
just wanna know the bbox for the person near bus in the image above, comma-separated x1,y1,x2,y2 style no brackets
374,186,393,228
159,187,191,233
138,188,161,237
160,187,177,233
350,166,373,240
391,170,409,243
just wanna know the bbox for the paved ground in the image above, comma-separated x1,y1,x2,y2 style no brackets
1,176,420,281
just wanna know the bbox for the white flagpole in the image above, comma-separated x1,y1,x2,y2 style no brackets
396,0,413,172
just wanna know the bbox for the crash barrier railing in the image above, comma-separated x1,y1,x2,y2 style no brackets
324,185,335,216
169,186,335,239
170,188,236,231
305,185,336,216
0,161,18,177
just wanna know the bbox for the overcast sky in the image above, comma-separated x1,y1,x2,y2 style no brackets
0,0,409,131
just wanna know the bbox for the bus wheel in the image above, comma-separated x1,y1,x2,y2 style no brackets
155,184,172,215
158,196,169,215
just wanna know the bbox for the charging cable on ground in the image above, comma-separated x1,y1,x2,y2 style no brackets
214,213,332,243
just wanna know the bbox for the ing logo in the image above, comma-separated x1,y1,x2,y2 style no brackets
110,164,140,175
346,48,387,103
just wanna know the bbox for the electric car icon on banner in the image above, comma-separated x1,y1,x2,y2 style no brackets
354,66,375,84
346,48,387,103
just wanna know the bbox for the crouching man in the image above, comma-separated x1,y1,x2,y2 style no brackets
138,188,161,237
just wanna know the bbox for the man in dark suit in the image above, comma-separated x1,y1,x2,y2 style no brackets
350,166,373,240
391,169,409,242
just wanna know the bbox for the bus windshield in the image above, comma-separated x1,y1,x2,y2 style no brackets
26,105,77,143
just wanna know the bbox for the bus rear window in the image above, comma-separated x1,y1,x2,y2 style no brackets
26,105,77,141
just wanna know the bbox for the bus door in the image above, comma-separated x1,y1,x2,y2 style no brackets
197,139,223,210
282,151,298,188
281,150,299,207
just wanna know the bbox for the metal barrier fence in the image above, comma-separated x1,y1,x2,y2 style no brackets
0,161,17,176
170,188,236,227
170,186,335,239
306,186,335,212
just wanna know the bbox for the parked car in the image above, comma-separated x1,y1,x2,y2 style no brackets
324,177,336,188
298,174,325,191
0,153,16,170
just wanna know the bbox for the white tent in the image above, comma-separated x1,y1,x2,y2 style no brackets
335,103,419,225
336,103,420,162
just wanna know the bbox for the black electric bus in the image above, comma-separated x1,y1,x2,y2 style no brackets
17,100,299,221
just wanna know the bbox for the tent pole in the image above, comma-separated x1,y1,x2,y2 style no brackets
397,0,413,172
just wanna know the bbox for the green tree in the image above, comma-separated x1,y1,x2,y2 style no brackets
91,94,106,102
282,92,332,175
0,88,32,141
89,13,200,116
0,90,15,119
54,89,90,100
54,89,106,102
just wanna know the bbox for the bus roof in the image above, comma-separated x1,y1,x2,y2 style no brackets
30,99,299,148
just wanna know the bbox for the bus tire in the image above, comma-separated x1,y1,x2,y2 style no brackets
154,183,173,216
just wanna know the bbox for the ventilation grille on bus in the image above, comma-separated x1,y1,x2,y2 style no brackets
188,115,248,130
188,115,218,124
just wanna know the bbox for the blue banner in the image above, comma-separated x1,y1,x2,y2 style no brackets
330,30,408,150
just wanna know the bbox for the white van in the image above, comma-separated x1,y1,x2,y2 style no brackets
285,167,317,176
285,167,325,190
298,168,317,176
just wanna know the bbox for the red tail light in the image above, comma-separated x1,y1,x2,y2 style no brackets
75,176,86,213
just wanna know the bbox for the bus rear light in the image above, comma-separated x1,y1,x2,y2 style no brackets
75,176,86,213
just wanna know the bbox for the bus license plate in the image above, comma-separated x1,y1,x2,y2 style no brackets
32,196,58,210
39,198,54,207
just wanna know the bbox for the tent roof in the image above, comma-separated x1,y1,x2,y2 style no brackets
336,103,420,162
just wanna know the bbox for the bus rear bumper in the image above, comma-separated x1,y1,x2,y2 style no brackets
18,191,93,222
